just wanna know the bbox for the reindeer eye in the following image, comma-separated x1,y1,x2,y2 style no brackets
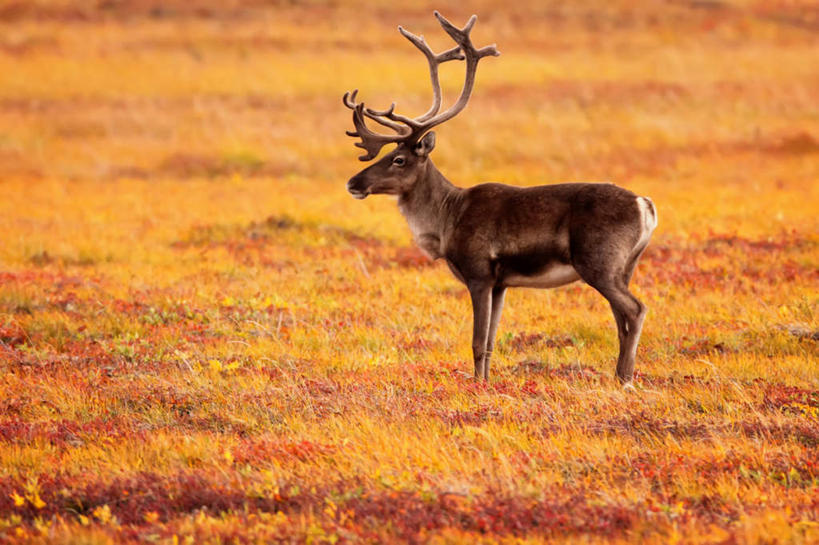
392,156,406,166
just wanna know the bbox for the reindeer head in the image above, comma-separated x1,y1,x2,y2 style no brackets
343,11,499,199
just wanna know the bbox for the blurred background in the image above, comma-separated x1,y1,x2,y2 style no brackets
1,3,817,541
1,1,817,254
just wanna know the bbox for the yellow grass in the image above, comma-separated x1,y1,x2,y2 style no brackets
0,1,817,543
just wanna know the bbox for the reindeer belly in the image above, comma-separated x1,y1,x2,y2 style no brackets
502,263,581,288
492,226,578,289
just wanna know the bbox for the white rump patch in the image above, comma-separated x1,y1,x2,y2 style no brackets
636,197,657,251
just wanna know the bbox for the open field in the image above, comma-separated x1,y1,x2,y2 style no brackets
0,1,817,543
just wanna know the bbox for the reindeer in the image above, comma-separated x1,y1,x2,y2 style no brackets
343,12,657,383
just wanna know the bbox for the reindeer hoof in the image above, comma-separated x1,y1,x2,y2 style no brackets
622,381,637,392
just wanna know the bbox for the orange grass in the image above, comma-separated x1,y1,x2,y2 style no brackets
0,1,817,543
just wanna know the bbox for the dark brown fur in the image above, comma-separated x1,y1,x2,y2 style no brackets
347,142,656,382
344,12,656,382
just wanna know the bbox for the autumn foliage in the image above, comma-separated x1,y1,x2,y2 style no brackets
0,1,817,543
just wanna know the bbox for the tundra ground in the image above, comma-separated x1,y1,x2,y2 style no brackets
0,1,817,543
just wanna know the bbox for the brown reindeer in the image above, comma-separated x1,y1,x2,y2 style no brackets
343,12,657,383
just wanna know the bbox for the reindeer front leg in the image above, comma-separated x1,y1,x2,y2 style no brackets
468,282,492,379
483,286,506,379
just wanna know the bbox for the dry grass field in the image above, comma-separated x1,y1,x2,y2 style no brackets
1,1,817,543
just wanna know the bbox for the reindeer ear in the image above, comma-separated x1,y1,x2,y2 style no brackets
413,131,436,157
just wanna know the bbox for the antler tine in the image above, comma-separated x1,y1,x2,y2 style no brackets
398,25,464,122
361,102,413,133
433,11,500,60
345,89,413,137
342,89,358,109
434,12,476,42
409,12,499,132
344,97,411,161
365,102,396,116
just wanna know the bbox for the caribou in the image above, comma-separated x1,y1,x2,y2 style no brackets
343,12,657,383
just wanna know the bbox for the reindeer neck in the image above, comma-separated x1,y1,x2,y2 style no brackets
397,160,461,258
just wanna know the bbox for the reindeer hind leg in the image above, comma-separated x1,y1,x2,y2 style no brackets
600,282,646,383
573,256,646,384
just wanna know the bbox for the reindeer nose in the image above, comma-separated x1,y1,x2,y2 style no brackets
347,176,368,200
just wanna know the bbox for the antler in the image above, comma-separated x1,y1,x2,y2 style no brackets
420,12,500,128
343,11,499,161
343,90,410,161
397,24,464,122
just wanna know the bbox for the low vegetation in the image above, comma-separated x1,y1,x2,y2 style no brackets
0,1,816,543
